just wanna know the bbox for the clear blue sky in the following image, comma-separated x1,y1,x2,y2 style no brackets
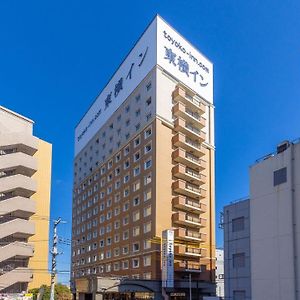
1,0,299,284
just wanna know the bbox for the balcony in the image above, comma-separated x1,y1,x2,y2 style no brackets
175,245,207,258
174,117,206,142
0,196,36,218
172,86,206,114
0,133,38,156
172,163,206,185
0,242,34,262
0,267,33,290
172,196,206,213
0,218,35,239
174,261,201,272
172,148,206,171
0,174,37,197
172,212,206,228
174,228,207,242
172,179,206,199
172,133,205,157
173,102,206,129
0,152,37,177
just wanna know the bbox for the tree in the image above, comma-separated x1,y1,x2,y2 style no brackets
29,284,72,300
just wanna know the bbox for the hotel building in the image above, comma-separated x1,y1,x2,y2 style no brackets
0,106,51,293
72,15,215,299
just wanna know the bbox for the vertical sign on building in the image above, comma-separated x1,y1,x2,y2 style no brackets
162,229,174,288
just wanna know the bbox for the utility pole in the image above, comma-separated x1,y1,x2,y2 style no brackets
50,217,65,300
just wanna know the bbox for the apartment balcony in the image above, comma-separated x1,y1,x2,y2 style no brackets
0,242,34,262
175,245,207,258
172,133,205,157
0,174,37,198
172,163,206,185
0,197,36,218
172,212,206,228
172,179,206,199
172,196,206,214
172,102,206,129
0,152,37,177
0,133,38,156
174,261,201,272
172,86,206,114
172,148,206,171
0,218,35,239
174,228,207,243
0,267,33,290
174,117,206,142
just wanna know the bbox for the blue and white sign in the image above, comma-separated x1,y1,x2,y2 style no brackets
162,229,174,288
75,15,213,155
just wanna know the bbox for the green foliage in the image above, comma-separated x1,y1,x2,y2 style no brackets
29,284,72,300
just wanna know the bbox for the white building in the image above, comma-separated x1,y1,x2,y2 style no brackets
224,139,300,300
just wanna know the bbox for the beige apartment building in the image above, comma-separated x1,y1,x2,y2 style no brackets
0,105,51,293
72,15,215,300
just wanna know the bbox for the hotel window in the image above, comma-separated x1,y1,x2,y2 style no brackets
122,260,129,269
123,216,129,225
144,126,152,138
101,167,106,175
109,136,113,142
144,221,151,233
125,105,130,113
117,128,121,136
107,198,112,207
123,231,129,240
124,173,130,183
133,226,140,237
100,215,105,223
115,193,121,203
124,160,130,169
134,151,141,162
99,252,104,260
109,123,114,129
144,205,151,217
146,113,152,121
115,180,121,190
114,248,120,257
135,109,141,117
106,250,111,259
114,234,120,243
123,187,130,197
102,132,106,138
114,262,120,271
115,167,121,176
136,94,141,102
99,240,105,248
144,173,152,185
126,119,130,127
107,186,112,195
114,220,120,229
146,82,152,91
126,133,130,140
133,242,140,252
144,190,152,202
133,180,140,192
123,202,129,212
133,196,140,206
117,114,121,121
143,255,151,267
134,136,141,147
107,173,113,182
106,264,111,272
106,224,112,233
115,152,121,162
132,258,139,268
114,206,120,216
133,210,140,222
102,143,106,150
100,178,105,187
144,142,152,154
144,158,152,170
146,97,152,106
144,239,151,250
124,145,130,156
99,227,105,236
133,165,140,177
135,123,141,131
106,237,112,246
106,211,112,220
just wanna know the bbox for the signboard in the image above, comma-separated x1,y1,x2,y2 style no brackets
75,15,213,155
162,229,174,288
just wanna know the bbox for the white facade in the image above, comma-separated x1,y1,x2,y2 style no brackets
250,140,300,300
75,15,213,156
